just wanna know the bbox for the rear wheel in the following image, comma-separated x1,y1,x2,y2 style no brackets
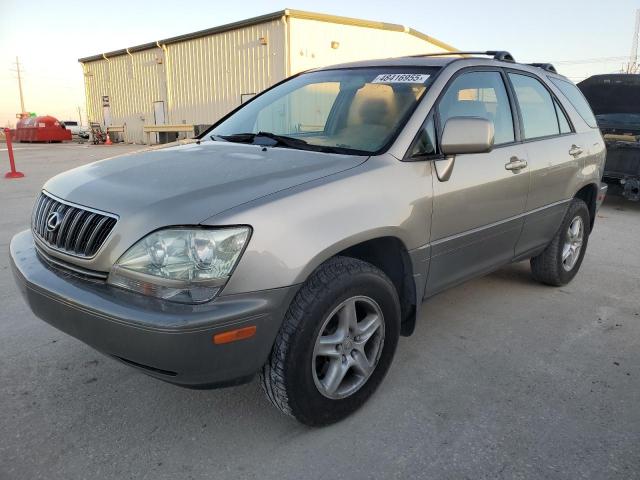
530,198,590,286
260,256,400,426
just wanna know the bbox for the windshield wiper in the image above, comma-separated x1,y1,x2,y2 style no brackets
257,131,311,148
214,131,370,155
217,131,310,149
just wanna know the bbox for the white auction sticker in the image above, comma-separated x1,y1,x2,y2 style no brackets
372,73,430,84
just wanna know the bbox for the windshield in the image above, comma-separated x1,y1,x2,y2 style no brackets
208,67,439,155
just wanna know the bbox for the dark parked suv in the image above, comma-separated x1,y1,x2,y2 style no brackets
579,74,640,201
11,51,606,425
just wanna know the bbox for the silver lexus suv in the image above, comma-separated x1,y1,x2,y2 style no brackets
10,51,607,425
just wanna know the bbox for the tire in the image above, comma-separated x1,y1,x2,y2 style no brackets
260,256,401,426
530,198,590,286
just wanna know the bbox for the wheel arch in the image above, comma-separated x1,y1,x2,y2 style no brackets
574,182,598,230
338,237,418,336
299,235,419,337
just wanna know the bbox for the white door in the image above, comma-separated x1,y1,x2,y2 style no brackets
102,106,111,127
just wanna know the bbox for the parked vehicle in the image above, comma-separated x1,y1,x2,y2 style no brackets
578,74,640,201
10,51,606,426
61,120,88,138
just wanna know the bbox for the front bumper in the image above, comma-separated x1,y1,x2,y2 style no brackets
10,230,298,388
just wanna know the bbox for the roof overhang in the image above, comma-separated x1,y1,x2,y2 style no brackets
78,9,456,63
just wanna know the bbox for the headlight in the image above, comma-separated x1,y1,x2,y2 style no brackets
107,227,250,303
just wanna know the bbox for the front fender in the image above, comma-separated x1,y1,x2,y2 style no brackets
204,154,433,295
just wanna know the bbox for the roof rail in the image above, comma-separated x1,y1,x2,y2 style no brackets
527,63,558,73
411,50,516,63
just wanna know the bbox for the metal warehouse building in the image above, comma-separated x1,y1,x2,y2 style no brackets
79,9,455,144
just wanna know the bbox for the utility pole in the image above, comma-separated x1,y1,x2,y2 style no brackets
630,9,640,73
12,57,26,114
77,106,82,126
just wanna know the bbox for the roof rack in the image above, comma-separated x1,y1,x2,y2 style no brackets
527,63,558,73
411,50,516,63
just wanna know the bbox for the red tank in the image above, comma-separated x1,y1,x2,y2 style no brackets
12,115,72,143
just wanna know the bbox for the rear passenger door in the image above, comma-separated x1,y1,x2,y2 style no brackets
505,71,582,257
424,69,530,296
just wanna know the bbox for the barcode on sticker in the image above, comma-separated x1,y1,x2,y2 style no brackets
372,73,430,84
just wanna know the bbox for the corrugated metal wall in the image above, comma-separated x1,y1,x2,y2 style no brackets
83,49,166,143
288,18,449,74
282,18,450,136
82,19,286,144
81,15,451,144
166,18,286,128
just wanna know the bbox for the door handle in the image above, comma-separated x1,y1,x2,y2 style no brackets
505,157,528,172
569,145,583,157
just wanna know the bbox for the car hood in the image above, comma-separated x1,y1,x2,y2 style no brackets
578,74,640,116
46,141,367,220
43,141,367,268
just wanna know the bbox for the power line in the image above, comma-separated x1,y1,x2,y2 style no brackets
549,56,629,65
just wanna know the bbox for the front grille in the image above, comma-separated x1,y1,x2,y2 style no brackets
35,245,108,280
32,191,118,258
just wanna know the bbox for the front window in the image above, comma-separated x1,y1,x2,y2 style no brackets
208,67,440,154
437,71,515,145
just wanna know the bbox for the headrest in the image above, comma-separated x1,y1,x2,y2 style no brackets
359,98,392,126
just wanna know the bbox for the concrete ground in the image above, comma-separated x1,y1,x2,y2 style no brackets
1,143,639,480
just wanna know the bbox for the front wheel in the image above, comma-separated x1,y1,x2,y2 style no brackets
530,198,590,286
260,256,400,426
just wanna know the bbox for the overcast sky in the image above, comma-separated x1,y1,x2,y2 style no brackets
1,0,638,127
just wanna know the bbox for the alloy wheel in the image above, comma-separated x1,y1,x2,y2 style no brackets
562,215,584,271
312,296,385,399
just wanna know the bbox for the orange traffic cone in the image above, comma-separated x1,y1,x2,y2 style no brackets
105,132,112,146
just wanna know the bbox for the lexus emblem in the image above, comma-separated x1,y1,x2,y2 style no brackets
46,211,63,232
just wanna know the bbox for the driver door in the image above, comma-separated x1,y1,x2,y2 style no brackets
424,69,530,296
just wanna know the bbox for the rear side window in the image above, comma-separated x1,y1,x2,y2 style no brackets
549,77,598,128
554,100,572,134
508,73,560,139
437,71,515,145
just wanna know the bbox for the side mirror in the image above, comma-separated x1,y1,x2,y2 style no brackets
440,117,495,155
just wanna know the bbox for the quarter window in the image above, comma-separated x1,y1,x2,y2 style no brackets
438,71,515,145
509,73,560,139
550,77,598,128
409,116,437,157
